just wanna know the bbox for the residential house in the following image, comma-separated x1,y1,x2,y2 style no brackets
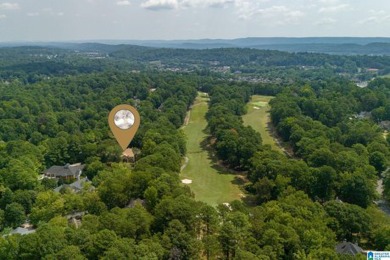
379,121,390,131
43,163,85,180
66,211,85,228
9,227,36,236
4,223,36,237
335,241,364,256
54,177,92,193
122,148,135,163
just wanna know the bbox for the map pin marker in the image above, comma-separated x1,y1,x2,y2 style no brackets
108,104,140,151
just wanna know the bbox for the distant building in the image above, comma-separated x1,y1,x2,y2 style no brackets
122,148,135,162
4,223,36,237
66,211,86,228
366,68,379,73
356,81,368,88
9,227,36,236
335,241,364,256
54,177,92,193
43,163,84,180
355,111,371,120
379,121,390,131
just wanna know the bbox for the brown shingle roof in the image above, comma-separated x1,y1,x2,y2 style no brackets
122,148,134,158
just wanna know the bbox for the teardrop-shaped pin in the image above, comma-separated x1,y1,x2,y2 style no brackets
108,104,140,151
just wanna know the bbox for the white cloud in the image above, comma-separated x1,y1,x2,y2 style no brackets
141,0,236,10
234,0,265,19
358,16,378,24
141,0,178,10
358,10,390,24
318,0,340,5
40,8,62,16
319,4,349,13
208,0,234,8
369,9,385,16
0,2,19,10
235,3,304,23
117,0,131,6
315,17,336,25
0,14,6,19
181,0,234,8
27,12,40,17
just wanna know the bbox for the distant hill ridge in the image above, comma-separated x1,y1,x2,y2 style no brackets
1,37,390,55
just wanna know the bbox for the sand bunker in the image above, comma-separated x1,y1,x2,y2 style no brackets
181,179,193,184
222,203,233,210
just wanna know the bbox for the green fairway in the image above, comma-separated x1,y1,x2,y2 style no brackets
181,93,243,206
243,95,282,152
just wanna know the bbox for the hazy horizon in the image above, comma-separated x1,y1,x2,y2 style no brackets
2,36,390,45
0,0,390,42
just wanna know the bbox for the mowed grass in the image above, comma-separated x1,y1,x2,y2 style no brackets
181,93,242,206
243,95,282,152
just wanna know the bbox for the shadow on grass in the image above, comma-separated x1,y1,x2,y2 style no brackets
194,112,252,206
231,176,246,185
242,194,258,207
266,121,295,158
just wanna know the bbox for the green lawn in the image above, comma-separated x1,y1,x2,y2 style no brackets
181,93,243,206
243,95,282,152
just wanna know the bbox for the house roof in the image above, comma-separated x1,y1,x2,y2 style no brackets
122,148,134,158
335,241,363,255
65,211,85,220
9,227,36,236
54,177,91,193
44,163,85,177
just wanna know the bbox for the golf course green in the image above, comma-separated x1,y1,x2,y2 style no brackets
181,92,243,206
243,95,282,152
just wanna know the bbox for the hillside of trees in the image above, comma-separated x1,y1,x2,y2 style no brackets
2,43,390,83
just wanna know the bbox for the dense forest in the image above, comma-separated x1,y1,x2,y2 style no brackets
2,43,390,84
0,44,390,259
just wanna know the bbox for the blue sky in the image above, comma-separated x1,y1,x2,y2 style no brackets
0,0,389,41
